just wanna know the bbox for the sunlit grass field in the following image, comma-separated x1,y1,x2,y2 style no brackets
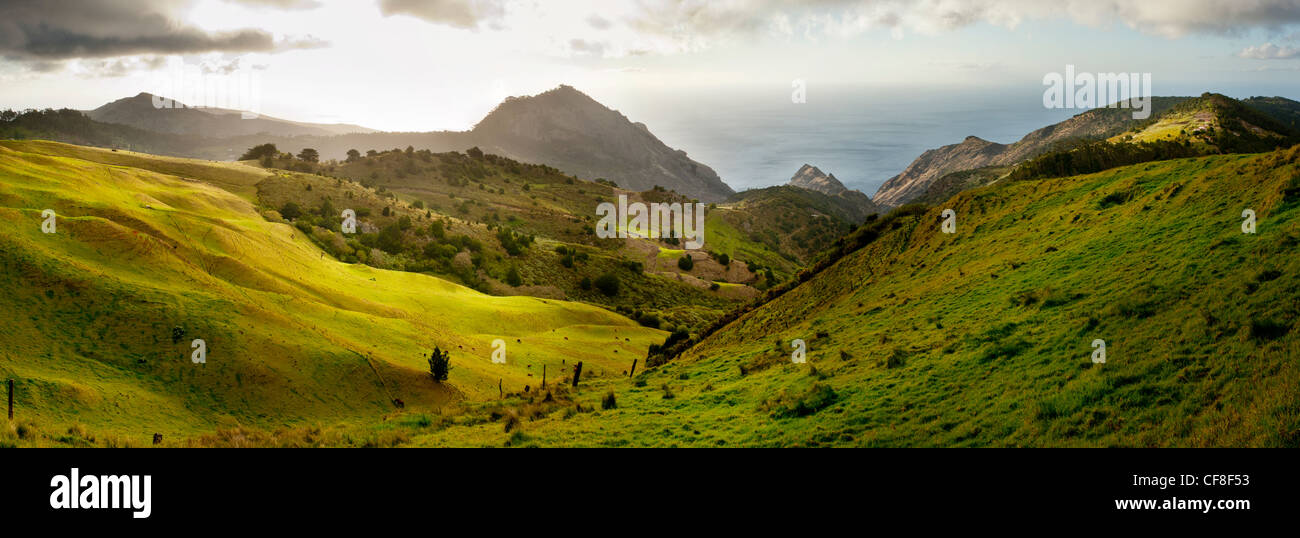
3,140,1297,447
0,141,663,446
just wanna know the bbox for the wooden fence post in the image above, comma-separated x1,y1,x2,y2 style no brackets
629,359,637,378
498,379,503,399
572,362,583,388
542,365,546,389
7,379,12,420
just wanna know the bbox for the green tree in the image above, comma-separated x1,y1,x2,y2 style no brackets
345,149,361,162
677,254,694,271
377,223,404,254
239,143,278,161
318,198,336,219
594,273,619,296
297,148,320,163
506,265,522,287
279,202,302,220
427,347,451,382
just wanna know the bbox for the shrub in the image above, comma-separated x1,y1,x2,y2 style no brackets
601,391,617,410
765,383,838,418
636,313,661,329
594,273,620,296
279,202,302,220
427,346,452,382
677,255,694,271
884,347,907,369
1251,319,1290,341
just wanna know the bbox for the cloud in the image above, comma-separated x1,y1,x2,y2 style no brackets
378,0,507,30
1238,42,1300,59
586,14,614,30
568,38,607,56
623,0,1300,50
222,0,322,8
0,0,324,63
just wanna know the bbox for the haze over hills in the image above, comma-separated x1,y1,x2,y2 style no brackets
87,93,378,137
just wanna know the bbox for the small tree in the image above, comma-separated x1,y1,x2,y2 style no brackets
505,265,522,287
677,254,694,271
346,149,361,162
428,346,451,382
279,202,302,220
594,273,619,296
297,148,320,163
239,143,278,161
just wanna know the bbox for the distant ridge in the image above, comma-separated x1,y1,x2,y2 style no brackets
86,92,377,138
872,93,1300,207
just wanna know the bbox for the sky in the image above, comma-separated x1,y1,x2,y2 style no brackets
3,0,1300,133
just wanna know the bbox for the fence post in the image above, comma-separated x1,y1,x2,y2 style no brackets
629,359,637,378
572,362,583,389
7,379,12,420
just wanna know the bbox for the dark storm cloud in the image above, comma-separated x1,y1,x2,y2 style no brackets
0,0,322,61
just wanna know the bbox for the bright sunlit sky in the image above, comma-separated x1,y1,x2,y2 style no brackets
3,0,1300,132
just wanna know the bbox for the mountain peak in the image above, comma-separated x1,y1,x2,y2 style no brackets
470,85,735,201
789,163,848,195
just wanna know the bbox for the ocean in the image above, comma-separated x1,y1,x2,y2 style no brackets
610,86,1086,196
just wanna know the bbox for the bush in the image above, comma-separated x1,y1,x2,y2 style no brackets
661,384,675,400
884,347,907,369
677,255,694,271
636,313,661,328
601,391,617,410
505,265,522,287
279,202,302,220
579,277,592,290
1251,319,1290,341
427,346,452,382
594,273,620,296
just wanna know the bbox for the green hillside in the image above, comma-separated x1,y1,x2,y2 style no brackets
0,140,664,446
6,140,1298,448
254,144,1298,447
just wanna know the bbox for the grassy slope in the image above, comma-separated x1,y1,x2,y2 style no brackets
394,146,1300,447
0,141,663,445
255,151,760,328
